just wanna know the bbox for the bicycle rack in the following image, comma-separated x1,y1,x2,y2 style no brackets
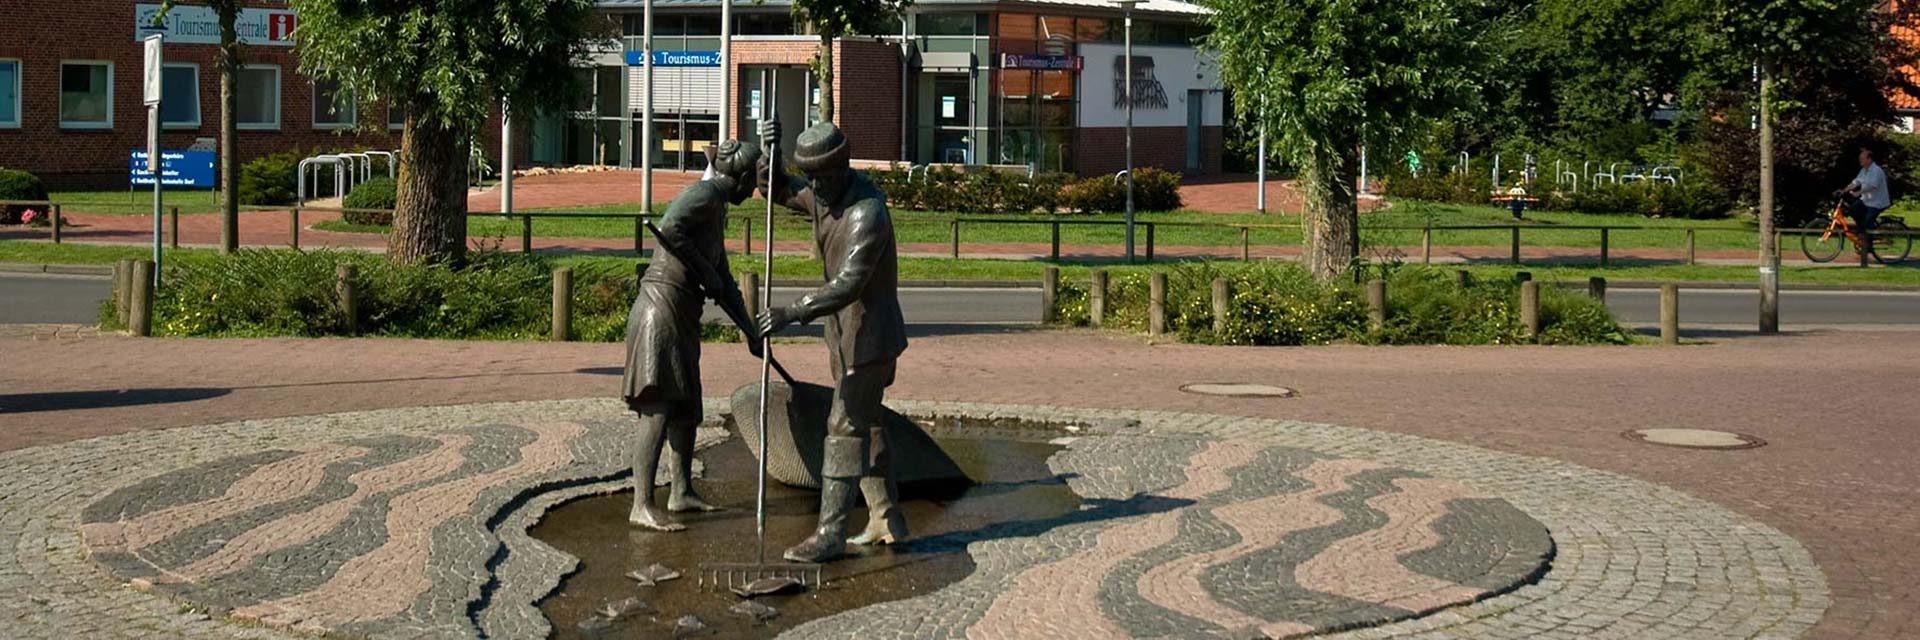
297,155,349,204
364,151,397,179
1455,151,1471,176
335,153,372,185
1114,169,1131,185
1491,154,1502,189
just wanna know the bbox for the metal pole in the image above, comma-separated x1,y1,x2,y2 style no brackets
642,0,655,218
752,68,778,566
1122,3,1136,264
149,106,163,290
900,17,910,162
1359,146,1369,195
501,101,513,216
719,0,732,143
1256,125,1266,213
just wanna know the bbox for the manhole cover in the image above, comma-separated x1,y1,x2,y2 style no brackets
1623,429,1766,450
1179,383,1297,398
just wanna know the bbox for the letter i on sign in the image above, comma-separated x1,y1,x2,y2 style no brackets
269,14,295,42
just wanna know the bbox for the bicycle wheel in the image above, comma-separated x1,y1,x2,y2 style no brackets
1800,219,1845,263
1871,220,1913,264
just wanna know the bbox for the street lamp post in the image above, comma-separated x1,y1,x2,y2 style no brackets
1113,0,1140,263
642,0,655,218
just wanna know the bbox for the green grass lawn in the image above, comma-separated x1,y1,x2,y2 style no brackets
50,190,225,215
7,239,1917,286
310,198,1760,255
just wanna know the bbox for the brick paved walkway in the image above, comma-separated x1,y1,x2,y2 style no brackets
1,330,1914,638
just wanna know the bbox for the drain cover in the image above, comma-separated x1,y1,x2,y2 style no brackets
1179,383,1297,398
1623,429,1765,450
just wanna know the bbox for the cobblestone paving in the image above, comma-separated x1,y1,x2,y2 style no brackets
0,399,1824,639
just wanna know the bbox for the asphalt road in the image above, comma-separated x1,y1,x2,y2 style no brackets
6,273,1918,330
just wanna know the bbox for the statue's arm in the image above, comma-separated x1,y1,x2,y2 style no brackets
784,202,888,323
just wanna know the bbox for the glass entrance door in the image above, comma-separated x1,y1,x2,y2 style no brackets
1186,89,1204,173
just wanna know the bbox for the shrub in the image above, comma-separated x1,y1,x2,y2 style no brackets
0,168,49,224
1063,175,1126,213
1052,262,1629,346
1381,170,1488,206
1131,167,1184,211
238,150,306,206
342,177,397,225
868,166,1179,214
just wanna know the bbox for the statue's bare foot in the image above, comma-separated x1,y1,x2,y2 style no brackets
629,501,686,532
668,490,723,513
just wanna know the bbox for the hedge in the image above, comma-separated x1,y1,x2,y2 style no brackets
342,177,397,225
0,168,50,224
867,165,1182,214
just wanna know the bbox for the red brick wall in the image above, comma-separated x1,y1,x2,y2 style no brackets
0,1,518,190
1077,126,1222,178
727,38,901,162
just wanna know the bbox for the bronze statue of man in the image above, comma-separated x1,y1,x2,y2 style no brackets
755,121,910,563
622,140,763,531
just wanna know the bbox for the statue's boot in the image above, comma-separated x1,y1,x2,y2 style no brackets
665,422,721,513
629,412,684,532
850,424,907,545
784,435,862,563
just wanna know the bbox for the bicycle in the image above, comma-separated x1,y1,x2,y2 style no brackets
1800,196,1912,264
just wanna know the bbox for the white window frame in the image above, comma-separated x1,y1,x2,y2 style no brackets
311,78,356,130
0,59,20,129
58,59,114,130
237,64,281,131
161,62,201,130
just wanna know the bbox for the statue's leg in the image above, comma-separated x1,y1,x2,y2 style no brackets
629,405,685,532
782,377,869,563
850,364,906,545
666,401,721,513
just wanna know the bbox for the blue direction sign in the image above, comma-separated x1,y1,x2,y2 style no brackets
624,50,722,67
130,150,216,188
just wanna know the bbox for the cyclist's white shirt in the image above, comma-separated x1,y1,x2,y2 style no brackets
1852,163,1892,209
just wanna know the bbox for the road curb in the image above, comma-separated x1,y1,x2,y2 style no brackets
1560,279,1920,292
0,262,113,276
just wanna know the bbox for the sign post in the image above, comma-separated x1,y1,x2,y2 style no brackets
144,34,164,289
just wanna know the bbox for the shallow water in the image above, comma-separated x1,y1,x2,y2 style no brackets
532,420,1079,639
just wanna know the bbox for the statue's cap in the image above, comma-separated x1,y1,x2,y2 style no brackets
706,139,763,177
792,123,850,171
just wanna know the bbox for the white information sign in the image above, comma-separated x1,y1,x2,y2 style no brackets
143,35,164,106
135,4,297,47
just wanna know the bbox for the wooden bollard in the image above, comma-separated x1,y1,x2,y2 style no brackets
1588,276,1607,302
1510,227,1521,264
1520,280,1540,338
742,217,754,256
289,207,301,249
169,206,180,249
1366,278,1387,331
1041,266,1059,324
1421,227,1433,264
114,258,133,326
950,220,961,259
1240,227,1251,261
336,264,359,334
1149,272,1168,337
1089,270,1108,328
1211,278,1229,334
1599,228,1610,266
1660,284,1679,345
50,204,62,244
741,272,761,320
1685,229,1697,265
1050,221,1061,261
1453,269,1471,288
129,260,153,337
1514,271,1532,283
521,215,534,253
1145,224,1156,262
551,268,573,342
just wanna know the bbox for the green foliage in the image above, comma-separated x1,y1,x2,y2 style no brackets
1062,176,1124,214
1382,172,1489,208
867,168,1141,214
1052,262,1629,346
342,177,397,225
238,150,305,206
0,168,49,224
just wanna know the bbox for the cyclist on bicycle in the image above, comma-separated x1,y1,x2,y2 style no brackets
1839,146,1891,232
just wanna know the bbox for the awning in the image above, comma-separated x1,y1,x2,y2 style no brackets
916,51,976,71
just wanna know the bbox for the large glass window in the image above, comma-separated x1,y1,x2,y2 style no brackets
918,13,977,36
59,61,112,129
237,65,280,130
736,13,794,35
161,64,200,128
313,77,356,129
0,60,19,128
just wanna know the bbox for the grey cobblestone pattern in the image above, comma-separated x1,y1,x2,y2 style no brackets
0,399,1828,639
777,401,1829,640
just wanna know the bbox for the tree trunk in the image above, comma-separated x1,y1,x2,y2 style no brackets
218,7,239,254
1758,63,1779,334
815,34,835,124
389,110,469,265
1301,146,1360,280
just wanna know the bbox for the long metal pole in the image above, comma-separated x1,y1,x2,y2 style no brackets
1256,125,1266,213
754,68,777,566
719,0,732,142
900,17,910,162
1123,6,1135,263
642,0,655,217
501,102,513,215
150,106,163,289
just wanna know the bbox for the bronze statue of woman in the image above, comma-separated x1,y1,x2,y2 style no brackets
623,140,763,531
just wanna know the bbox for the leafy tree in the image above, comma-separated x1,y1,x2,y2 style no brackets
1702,0,1896,331
287,0,603,264
157,1,243,254
1200,0,1492,279
787,0,912,123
